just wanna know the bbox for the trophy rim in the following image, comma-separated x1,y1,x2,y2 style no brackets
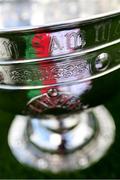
0,6,119,90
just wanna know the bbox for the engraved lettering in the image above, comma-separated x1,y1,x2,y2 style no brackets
65,31,81,50
114,20,120,36
50,36,63,52
0,39,19,59
95,21,111,43
32,29,84,57
3,58,89,85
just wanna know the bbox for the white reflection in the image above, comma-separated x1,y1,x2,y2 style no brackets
30,118,62,150
65,112,94,149
59,81,91,97
58,57,92,97
0,0,120,28
50,134,61,146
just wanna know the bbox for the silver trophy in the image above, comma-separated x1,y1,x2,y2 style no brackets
0,0,119,173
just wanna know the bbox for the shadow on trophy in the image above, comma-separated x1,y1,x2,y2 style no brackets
0,0,119,173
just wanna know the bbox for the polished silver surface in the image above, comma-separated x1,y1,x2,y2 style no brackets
1,0,119,173
8,106,115,173
0,39,119,89
0,1,119,63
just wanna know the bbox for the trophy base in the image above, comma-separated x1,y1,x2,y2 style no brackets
8,105,115,173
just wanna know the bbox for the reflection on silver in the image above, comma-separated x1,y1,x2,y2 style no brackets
0,38,18,60
95,53,110,72
28,113,94,151
8,106,115,173
3,0,118,173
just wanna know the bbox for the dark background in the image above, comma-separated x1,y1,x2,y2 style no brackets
0,91,120,179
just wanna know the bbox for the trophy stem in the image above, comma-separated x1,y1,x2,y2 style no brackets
26,112,97,154
8,105,115,173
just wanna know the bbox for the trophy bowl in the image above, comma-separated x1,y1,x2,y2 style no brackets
0,0,119,173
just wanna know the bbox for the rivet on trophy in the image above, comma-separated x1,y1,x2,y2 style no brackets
95,53,110,71
48,88,58,97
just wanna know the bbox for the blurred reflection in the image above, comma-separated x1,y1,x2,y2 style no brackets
0,0,120,28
